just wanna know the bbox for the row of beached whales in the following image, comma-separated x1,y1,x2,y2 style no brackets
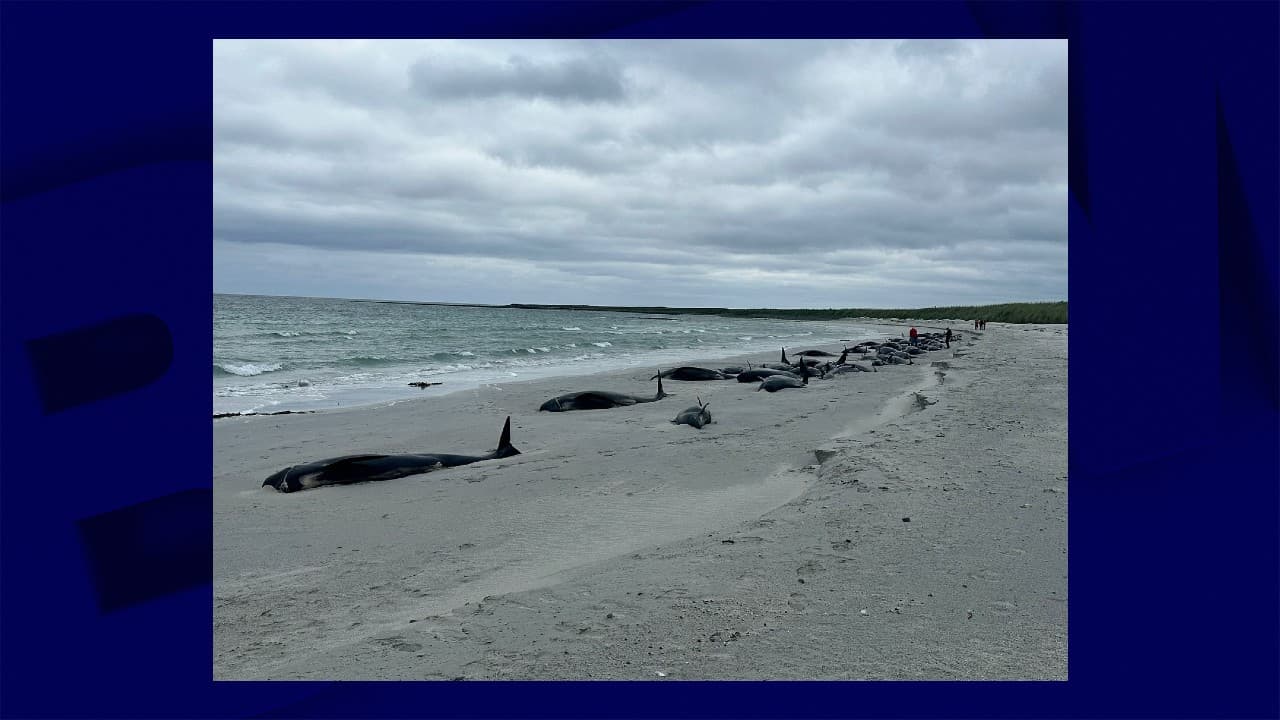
262,332,954,492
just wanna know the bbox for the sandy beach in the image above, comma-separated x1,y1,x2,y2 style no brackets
213,321,1067,680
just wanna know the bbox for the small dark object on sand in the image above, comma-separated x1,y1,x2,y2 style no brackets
213,409,315,419
408,381,443,388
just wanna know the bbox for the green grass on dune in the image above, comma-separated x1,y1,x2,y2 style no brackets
504,301,1068,325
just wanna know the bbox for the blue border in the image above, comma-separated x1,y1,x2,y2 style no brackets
2,1,1277,718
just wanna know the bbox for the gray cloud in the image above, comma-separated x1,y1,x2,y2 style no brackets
409,52,627,103
214,40,1067,308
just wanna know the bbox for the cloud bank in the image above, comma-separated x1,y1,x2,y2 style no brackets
215,39,1067,308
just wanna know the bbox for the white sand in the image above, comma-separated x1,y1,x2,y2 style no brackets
214,322,1067,680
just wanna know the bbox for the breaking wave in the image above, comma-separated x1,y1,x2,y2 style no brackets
215,362,283,377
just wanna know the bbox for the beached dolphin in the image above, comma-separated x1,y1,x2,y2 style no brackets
539,376,669,412
758,360,813,392
781,348,822,368
262,417,520,493
757,373,808,392
671,397,713,429
650,367,729,381
736,367,798,383
794,349,837,357
828,362,875,374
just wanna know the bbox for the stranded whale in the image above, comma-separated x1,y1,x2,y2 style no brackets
262,417,520,493
671,397,713,429
539,376,669,412
650,367,730,381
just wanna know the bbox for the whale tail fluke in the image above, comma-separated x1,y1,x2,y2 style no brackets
495,416,520,458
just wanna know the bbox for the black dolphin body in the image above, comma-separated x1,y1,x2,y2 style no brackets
262,417,521,493
828,362,875,374
757,374,807,392
540,377,668,412
672,397,713,429
736,368,798,383
780,348,822,368
757,361,814,392
650,367,729,381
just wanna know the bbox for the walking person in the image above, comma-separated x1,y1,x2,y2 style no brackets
909,326,919,347
944,327,952,348
974,318,979,330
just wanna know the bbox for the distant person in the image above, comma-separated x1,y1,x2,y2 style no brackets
909,326,919,346
974,318,979,330
944,328,952,347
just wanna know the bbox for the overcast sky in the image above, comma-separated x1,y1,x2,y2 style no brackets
214,39,1067,308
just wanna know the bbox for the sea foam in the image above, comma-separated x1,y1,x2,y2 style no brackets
217,362,284,377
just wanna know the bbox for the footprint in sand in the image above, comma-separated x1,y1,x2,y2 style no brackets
787,592,808,611
988,601,1017,616
375,636,424,653
796,560,824,577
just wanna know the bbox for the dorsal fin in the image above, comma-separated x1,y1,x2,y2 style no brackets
495,416,519,457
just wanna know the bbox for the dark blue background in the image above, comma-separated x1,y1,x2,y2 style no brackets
2,1,1276,717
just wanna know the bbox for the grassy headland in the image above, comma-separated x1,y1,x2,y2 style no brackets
502,301,1067,324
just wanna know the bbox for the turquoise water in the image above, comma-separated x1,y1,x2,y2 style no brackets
213,294,881,414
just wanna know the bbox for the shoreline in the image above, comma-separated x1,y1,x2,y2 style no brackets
214,321,1067,679
212,318,914,417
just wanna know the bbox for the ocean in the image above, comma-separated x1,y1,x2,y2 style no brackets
213,294,884,415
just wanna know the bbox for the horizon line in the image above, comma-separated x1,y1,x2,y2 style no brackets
212,291,1068,312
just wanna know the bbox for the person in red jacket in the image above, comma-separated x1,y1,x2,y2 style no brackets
909,326,919,346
